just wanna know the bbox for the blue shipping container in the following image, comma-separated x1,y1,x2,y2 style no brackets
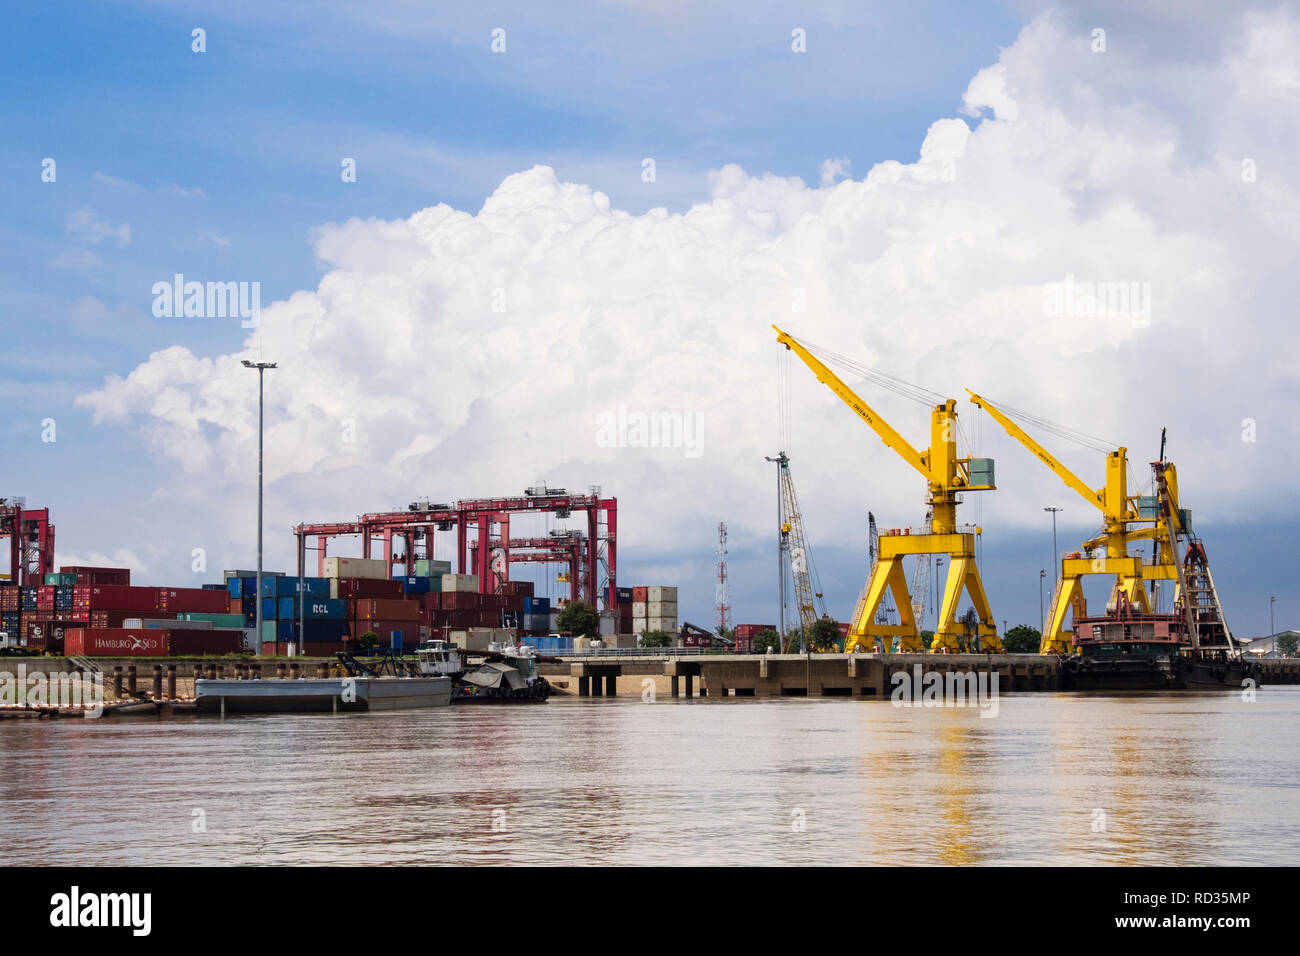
262,576,330,598
402,576,431,594
262,597,280,620
523,597,550,613
277,597,347,620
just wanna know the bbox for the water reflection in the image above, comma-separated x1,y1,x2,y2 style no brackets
0,689,1294,865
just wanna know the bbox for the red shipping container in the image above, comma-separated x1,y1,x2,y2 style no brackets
37,586,55,611
353,598,419,621
0,586,18,611
63,566,131,586
168,630,243,655
157,588,230,613
333,578,403,600
65,627,170,656
300,641,346,656
90,610,134,629
734,624,775,639
439,592,483,611
632,586,648,602
54,610,89,623
76,585,161,612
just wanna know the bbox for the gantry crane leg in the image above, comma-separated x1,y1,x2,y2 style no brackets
842,556,925,655
932,551,1002,653
846,551,921,653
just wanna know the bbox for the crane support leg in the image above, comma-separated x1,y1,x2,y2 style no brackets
847,557,919,653
932,555,1001,653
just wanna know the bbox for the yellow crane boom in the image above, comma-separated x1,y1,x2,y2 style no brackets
774,326,1001,653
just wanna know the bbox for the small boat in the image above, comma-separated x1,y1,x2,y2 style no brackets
415,641,550,702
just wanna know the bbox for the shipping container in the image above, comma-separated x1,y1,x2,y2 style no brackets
329,577,404,601
440,573,480,593
177,612,246,628
646,600,677,618
168,630,244,655
352,598,420,621
156,588,231,613
412,559,453,577
632,586,648,602
322,557,388,580
401,576,432,594
260,576,330,598
276,597,347,620
65,627,169,656
61,566,131,586
615,587,634,603
44,572,78,586
74,584,161,612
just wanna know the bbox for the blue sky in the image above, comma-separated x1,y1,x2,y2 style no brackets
2,1,1296,639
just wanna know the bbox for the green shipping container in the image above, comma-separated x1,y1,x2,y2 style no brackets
45,573,78,586
178,612,245,628
413,559,452,577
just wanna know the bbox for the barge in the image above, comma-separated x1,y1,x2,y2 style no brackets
194,675,452,713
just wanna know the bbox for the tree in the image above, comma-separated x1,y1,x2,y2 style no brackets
1003,625,1041,654
1278,632,1298,658
809,616,841,652
751,628,781,654
641,629,673,648
556,600,599,637
358,630,379,652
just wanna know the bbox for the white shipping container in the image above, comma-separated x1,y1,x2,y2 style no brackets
599,613,615,636
647,616,677,634
632,601,647,618
646,600,677,618
440,573,480,593
646,586,677,603
322,556,388,580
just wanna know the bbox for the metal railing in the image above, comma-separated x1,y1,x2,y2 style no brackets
550,646,723,659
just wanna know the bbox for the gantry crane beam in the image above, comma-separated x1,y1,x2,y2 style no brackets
774,327,1001,653
965,390,1151,654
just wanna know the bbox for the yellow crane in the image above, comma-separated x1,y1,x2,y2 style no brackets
965,390,1152,654
774,327,1001,653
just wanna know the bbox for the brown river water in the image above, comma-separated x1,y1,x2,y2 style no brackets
1,688,1297,866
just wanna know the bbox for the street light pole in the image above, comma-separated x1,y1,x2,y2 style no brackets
1039,569,1046,631
1270,595,1276,651
243,359,277,658
1043,506,1063,607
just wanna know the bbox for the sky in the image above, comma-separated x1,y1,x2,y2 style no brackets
2,0,1298,638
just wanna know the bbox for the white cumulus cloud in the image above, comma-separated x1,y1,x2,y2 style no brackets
75,7,1300,584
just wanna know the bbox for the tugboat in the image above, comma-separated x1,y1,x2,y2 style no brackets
415,640,550,702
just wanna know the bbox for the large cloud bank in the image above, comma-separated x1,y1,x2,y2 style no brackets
77,8,1300,577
